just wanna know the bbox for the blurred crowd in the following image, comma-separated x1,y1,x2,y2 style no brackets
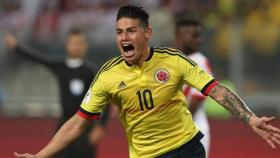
0,0,279,50
1,0,280,52
1,0,280,116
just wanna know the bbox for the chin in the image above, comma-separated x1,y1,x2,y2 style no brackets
125,57,137,64
124,58,134,63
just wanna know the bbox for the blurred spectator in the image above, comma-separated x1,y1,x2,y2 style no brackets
211,18,233,59
32,0,60,43
0,0,32,36
243,0,280,54
149,0,174,46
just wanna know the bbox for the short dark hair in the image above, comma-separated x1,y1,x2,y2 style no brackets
175,19,202,33
117,5,149,28
68,28,84,36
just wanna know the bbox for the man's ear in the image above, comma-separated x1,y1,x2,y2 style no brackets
145,27,152,39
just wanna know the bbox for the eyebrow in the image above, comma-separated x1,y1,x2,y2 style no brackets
116,26,138,31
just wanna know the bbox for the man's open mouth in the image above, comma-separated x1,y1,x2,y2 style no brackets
122,43,134,51
122,43,135,58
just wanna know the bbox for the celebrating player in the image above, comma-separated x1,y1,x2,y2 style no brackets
15,5,280,158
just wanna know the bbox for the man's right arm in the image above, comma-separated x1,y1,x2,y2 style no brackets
4,33,55,67
208,83,280,148
15,114,91,158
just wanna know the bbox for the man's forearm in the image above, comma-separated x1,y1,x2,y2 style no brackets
37,114,90,157
15,44,54,66
209,84,256,124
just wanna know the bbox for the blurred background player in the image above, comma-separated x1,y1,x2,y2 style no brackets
175,19,213,156
4,29,108,158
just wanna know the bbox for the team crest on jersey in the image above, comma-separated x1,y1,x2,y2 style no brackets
154,69,170,84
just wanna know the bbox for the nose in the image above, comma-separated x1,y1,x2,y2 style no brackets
120,32,129,41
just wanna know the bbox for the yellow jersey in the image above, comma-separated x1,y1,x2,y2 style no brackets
78,47,217,158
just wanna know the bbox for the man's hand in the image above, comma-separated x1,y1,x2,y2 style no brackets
14,152,37,158
249,116,280,149
4,33,17,49
89,125,106,145
209,83,280,148
14,114,91,158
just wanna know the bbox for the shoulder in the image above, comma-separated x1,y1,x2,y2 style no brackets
153,47,183,56
188,52,208,63
90,55,124,87
101,55,124,70
189,52,212,74
95,55,124,76
153,47,197,66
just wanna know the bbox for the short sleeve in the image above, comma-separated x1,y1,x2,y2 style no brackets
77,76,110,120
178,56,218,96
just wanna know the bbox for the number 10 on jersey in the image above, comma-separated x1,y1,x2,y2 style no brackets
136,89,154,111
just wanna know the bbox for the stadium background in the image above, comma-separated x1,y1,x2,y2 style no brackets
0,0,279,157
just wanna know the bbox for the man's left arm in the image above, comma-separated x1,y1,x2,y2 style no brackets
209,83,280,148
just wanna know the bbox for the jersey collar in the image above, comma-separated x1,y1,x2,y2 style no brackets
66,58,84,68
124,47,154,67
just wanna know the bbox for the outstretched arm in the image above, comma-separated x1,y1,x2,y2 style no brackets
209,83,280,148
4,33,56,67
14,114,91,158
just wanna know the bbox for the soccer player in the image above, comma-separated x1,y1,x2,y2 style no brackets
4,29,108,158
175,19,213,156
14,5,280,158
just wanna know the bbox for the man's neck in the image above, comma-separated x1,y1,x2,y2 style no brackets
137,47,150,68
